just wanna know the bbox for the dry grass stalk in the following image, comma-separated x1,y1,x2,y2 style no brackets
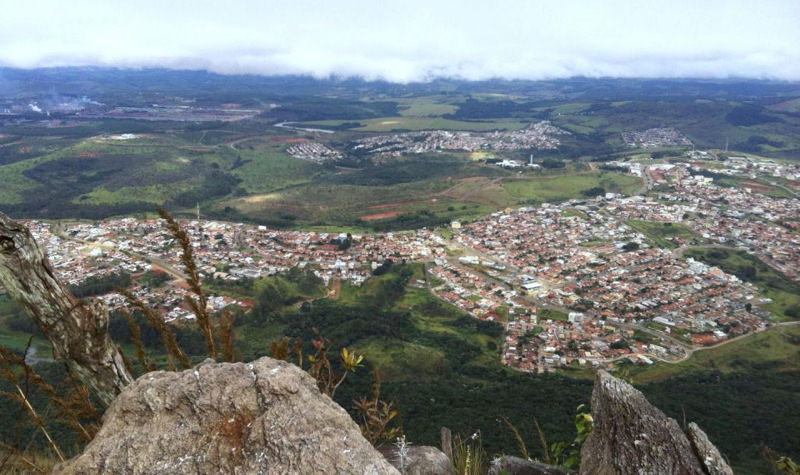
0,347,65,462
503,416,530,461
217,310,236,363
269,337,290,361
157,207,216,359
533,416,552,464
118,288,190,370
292,338,303,368
121,309,156,372
269,337,303,368
0,443,53,474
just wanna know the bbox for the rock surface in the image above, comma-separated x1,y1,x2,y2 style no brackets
54,357,398,474
579,370,732,475
686,422,735,475
379,445,452,475
488,456,567,475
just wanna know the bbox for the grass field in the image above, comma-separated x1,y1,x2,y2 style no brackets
228,142,320,194
395,97,459,117
302,117,528,132
713,174,794,199
539,308,568,322
503,171,642,204
625,220,704,249
220,164,642,230
621,324,800,383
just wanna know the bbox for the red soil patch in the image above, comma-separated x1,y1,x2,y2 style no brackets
78,151,101,158
328,278,342,301
359,210,403,221
269,137,308,143
742,181,773,193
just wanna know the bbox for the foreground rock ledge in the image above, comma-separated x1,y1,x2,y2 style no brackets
579,370,732,475
55,357,398,474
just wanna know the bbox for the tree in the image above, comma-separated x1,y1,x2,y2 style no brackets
0,213,133,406
623,242,640,252
542,158,566,169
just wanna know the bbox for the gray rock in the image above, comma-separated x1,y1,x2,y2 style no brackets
54,357,398,474
488,455,567,475
380,445,452,475
579,370,707,475
686,422,734,475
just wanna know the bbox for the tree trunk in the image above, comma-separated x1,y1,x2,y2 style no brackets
0,213,133,406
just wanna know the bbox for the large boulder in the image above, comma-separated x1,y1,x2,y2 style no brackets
579,370,732,475
55,357,398,474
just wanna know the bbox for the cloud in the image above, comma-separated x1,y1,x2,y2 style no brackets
1,0,799,82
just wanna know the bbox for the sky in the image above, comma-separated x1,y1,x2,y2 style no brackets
1,0,799,83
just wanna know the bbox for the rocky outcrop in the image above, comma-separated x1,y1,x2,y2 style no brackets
579,370,732,475
686,422,735,475
54,357,398,474
380,445,452,475
488,456,567,475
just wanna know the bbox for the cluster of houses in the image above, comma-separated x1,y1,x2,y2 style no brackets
18,153,796,375
286,141,342,162
350,121,568,157
26,218,444,323
621,127,692,148
454,199,773,372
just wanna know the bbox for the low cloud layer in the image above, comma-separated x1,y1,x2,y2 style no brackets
2,0,799,82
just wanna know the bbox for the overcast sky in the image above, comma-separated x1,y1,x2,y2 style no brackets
1,0,798,82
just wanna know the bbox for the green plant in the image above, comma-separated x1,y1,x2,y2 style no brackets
777,456,800,475
305,329,364,398
549,405,593,470
509,404,593,470
762,445,800,475
450,431,487,475
353,368,401,447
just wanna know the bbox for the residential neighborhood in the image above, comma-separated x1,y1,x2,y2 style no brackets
20,154,798,374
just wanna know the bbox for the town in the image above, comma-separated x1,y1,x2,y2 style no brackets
21,154,799,374
350,121,569,157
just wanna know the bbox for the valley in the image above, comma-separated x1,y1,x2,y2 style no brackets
1,71,799,472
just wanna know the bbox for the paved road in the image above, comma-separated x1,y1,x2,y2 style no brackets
54,227,189,282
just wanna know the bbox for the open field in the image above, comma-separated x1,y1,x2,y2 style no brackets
395,97,459,117
625,220,705,249
503,171,642,204
300,117,528,132
0,129,646,231
619,324,800,383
